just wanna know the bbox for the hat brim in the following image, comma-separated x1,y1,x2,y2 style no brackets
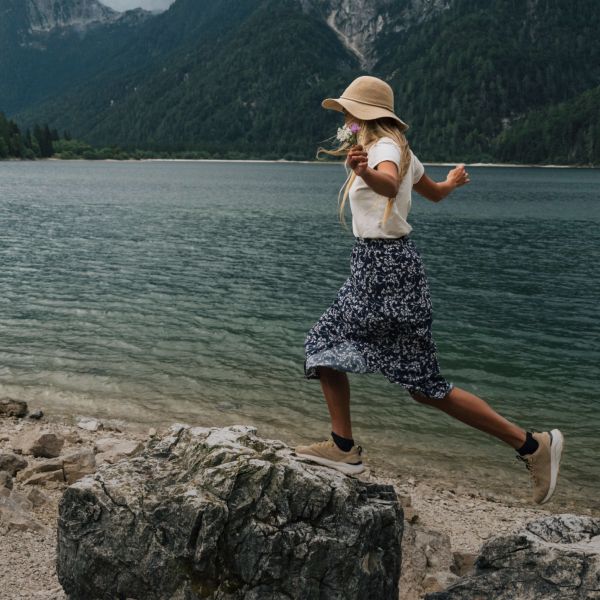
321,97,409,131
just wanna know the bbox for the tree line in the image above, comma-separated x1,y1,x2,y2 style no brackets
0,112,65,159
0,110,278,161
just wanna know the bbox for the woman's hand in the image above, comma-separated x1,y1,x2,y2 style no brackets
446,164,470,188
346,145,369,177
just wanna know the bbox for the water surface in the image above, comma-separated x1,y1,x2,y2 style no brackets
0,160,598,511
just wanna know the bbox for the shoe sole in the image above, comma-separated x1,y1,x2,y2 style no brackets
294,452,365,475
539,428,564,505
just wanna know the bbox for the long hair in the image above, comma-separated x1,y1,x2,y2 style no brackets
317,117,412,229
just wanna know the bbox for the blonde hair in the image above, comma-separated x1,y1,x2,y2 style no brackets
317,117,412,229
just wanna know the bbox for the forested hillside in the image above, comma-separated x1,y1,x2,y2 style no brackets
378,0,600,162
3,0,600,164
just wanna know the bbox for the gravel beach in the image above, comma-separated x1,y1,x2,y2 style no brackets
0,404,580,600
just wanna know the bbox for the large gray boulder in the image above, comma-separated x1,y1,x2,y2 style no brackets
57,424,403,600
426,514,600,600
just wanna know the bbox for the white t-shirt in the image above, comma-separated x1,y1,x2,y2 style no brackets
348,136,425,238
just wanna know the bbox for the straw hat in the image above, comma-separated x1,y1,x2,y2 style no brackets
321,75,409,131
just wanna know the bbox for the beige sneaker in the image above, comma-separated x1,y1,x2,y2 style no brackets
294,437,365,475
517,429,564,504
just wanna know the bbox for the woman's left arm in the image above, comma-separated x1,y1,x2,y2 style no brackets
347,145,399,197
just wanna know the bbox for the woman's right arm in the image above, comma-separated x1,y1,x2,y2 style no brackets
413,164,470,202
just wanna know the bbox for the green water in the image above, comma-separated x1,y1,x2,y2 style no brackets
0,160,598,511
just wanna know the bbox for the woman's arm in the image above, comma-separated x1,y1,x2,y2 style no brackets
347,145,399,197
413,165,470,202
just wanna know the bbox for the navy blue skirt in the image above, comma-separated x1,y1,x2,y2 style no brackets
303,236,452,400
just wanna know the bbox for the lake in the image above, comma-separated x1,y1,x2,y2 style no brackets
0,159,598,511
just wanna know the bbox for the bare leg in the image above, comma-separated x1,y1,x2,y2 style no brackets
318,366,353,439
412,386,527,449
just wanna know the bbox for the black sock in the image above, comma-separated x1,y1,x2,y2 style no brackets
517,431,539,456
331,430,354,452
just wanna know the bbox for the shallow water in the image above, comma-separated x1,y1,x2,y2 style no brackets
0,160,598,511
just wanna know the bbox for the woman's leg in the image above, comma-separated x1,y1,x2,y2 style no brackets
319,366,353,439
411,386,527,449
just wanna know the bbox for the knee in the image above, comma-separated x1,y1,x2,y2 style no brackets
409,390,438,405
410,388,452,405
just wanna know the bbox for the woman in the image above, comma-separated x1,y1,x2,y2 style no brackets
294,75,563,505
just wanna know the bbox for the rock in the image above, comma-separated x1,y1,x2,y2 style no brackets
28,409,44,420
63,429,83,444
27,486,50,507
423,572,460,593
0,488,46,533
62,449,96,484
6,489,33,512
426,514,600,599
22,469,65,486
0,470,13,490
18,457,65,485
401,523,458,599
404,505,419,523
94,437,143,464
18,457,64,481
76,417,103,432
18,451,96,486
148,427,157,437
0,451,28,476
17,430,64,458
451,552,477,577
103,419,126,432
57,424,403,600
0,398,28,418
0,506,46,532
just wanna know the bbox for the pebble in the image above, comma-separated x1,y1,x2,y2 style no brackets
17,431,64,459
76,417,103,432
0,398,28,418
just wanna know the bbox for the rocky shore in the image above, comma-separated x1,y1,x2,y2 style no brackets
0,398,594,599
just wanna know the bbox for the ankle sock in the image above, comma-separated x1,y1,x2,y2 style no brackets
517,431,539,456
331,430,354,452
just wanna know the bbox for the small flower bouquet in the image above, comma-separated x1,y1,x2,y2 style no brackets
336,122,360,147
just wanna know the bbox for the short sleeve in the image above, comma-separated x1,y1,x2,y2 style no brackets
412,153,425,183
368,140,401,169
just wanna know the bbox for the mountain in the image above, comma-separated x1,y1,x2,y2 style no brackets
2,0,600,163
0,0,155,115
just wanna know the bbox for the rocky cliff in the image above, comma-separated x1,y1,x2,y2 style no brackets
299,0,452,68
26,0,121,32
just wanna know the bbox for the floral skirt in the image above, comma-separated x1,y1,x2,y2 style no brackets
303,236,452,400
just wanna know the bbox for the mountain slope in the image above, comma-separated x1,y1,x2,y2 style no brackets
12,0,359,158
4,0,600,163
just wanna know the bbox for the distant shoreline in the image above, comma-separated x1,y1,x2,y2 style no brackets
26,157,600,169
1,157,598,168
